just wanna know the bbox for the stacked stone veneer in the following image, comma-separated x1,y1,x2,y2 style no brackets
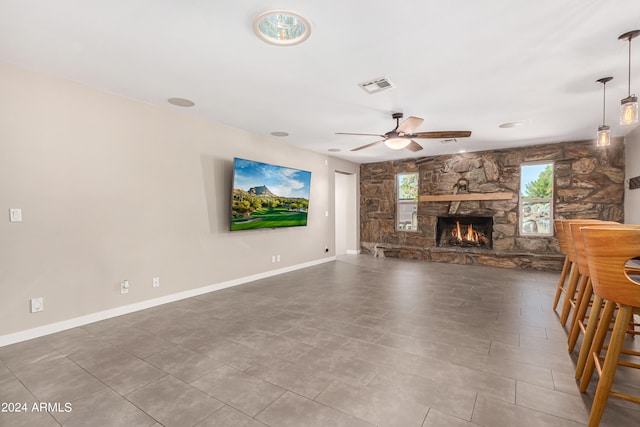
360,139,625,270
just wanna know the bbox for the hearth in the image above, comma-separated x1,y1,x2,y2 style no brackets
437,216,493,249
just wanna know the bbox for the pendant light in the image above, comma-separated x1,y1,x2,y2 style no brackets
596,77,613,147
618,30,640,125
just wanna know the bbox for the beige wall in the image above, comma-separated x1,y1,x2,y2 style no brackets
625,126,640,224
0,62,358,342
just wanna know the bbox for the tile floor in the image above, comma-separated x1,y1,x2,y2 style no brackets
1,255,640,426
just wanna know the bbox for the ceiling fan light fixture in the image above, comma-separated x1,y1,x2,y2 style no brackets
253,10,311,46
384,137,410,150
618,30,640,125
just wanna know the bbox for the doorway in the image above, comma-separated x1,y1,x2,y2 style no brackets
335,171,358,255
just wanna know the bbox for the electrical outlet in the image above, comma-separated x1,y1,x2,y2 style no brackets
271,255,276,263
121,280,129,294
152,277,160,288
30,297,43,313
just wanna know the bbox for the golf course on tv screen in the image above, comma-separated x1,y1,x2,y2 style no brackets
231,158,311,231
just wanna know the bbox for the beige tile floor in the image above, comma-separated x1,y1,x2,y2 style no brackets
1,255,640,426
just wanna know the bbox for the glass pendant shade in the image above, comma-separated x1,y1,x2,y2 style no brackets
620,95,639,125
596,76,613,147
596,125,611,147
385,137,411,150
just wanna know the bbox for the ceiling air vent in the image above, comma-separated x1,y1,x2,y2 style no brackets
358,77,395,94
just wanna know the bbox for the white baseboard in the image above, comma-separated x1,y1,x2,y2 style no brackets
0,256,337,348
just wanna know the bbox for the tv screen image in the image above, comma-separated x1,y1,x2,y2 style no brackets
231,158,312,231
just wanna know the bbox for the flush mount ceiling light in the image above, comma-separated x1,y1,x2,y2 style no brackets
270,131,289,137
596,77,613,147
253,10,311,46
619,30,640,125
498,121,523,129
168,97,195,107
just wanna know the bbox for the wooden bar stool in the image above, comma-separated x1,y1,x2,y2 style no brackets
567,221,618,352
559,219,608,326
571,223,634,381
579,227,640,426
552,220,571,310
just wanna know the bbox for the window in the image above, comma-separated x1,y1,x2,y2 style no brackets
397,173,418,231
520,163,553,235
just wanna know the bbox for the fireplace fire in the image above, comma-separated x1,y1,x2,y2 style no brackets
437,216,493,249
448,221,490,247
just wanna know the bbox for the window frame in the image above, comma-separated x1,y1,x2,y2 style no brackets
396,172,419,232
519,162,554,237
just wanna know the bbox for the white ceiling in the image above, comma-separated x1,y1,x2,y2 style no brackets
1,1,639,163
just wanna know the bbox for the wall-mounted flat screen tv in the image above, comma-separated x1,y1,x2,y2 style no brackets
231,158,312,231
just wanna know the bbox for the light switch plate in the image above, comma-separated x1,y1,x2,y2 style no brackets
10,208,22,222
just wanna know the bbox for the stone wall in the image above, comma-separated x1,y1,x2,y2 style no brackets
360,139,625,270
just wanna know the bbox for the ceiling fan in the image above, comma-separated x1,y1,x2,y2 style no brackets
336,112,471,152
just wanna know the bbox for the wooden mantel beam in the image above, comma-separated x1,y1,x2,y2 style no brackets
419,192,514,202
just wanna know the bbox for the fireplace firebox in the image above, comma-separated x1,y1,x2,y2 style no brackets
437,216,493,249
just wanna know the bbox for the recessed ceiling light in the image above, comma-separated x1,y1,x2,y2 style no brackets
270,131,289,137
253,10,311,46
328,148,341,152
458,149,467,153
499,121,523,128
168,97,195,107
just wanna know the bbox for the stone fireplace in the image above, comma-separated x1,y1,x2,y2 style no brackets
437,216,493,249
359,139,625,270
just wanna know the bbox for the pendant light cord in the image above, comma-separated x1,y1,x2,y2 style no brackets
603,81,606,125
628,37,632,97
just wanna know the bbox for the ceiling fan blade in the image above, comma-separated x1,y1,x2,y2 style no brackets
405,140,423,152
336,132,386,137
412,131,472,139
350,140,384,152
396,116,424,134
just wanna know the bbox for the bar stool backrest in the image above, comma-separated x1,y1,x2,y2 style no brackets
563,220,608,263
555,220,568,255
570,221,620,276
581,227,640,307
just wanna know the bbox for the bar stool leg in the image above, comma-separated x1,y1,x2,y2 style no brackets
553,255,570,310
576,293,603,380
560,262,580,326
580,300,616,393
588,305,633,427
568,277,592,352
